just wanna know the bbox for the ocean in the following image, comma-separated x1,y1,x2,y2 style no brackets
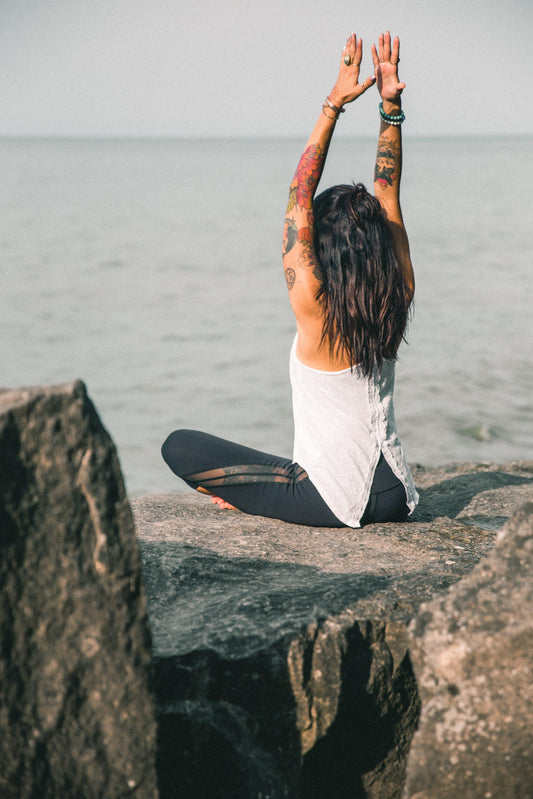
1,135,532,496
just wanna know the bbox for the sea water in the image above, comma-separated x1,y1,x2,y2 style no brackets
1,135,532,496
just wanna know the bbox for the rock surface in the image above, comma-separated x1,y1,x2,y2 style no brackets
133,460,533,799
404,501,533,799
0,382,158,799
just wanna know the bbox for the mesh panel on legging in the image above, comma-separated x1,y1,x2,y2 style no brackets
161,429,344,527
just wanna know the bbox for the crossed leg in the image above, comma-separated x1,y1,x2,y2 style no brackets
161,429,344,527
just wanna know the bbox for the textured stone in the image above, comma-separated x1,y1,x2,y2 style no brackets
0,382,158,799
132,461,533,798
404,502,533,799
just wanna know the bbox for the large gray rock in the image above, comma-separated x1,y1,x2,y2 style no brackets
0,382,158,799
133,460,533,799
404,501,533,799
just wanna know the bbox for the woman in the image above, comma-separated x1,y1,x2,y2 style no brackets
162,31,418,528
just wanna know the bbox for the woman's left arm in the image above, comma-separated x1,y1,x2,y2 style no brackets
282,33,375,324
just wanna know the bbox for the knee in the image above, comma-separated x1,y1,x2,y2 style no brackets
161,429,195,475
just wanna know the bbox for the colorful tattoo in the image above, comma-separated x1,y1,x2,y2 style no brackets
287,143,325,212
284,267,296,291
287,184,298,214
297,226,313,246
293,210,315,263
283,143,325,292
374,163,396,188
374,136,400,190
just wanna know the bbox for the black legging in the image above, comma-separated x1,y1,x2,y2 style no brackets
161,429,409,528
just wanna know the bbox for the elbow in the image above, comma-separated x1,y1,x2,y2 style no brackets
405,273,415,305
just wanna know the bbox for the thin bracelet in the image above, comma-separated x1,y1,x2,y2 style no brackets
322,104,338,121
325,96,345,115
379,101,405,125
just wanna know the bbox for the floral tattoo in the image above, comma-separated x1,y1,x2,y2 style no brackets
286,143,325,212
283,142,325,291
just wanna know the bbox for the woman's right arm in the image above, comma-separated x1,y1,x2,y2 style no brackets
372,32,414,299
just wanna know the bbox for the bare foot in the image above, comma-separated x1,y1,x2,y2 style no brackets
210,496,238,511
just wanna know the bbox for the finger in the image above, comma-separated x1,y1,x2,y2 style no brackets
383,30,391,61
342,32,355,66
391,35,400,65
347,31,355,54
354,35,362,65
371,42,379,67
378,32,384,62
358,75,377,94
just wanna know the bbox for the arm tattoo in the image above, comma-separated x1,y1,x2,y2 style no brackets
374,162,396,188
283,144,325,290
287,185,297,214
282,217,298,256
287,143,325,212
296,221,317,269
284,267,296,291
374,136,400,190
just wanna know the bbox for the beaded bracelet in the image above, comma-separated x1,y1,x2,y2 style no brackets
379,101,405,126
324,96,345,116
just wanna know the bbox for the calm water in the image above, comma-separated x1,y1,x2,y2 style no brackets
1,135,532,496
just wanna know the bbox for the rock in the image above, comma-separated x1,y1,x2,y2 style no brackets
410,460,533,532
403,502,533,799
0,382,158,799
132,461,533,798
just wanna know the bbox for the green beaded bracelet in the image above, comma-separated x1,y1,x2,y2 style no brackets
379,101,405,126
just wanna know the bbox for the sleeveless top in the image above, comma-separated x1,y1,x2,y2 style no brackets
290,335,419,527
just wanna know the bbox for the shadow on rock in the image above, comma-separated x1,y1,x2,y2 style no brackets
412,469,533,525
140,540,393,659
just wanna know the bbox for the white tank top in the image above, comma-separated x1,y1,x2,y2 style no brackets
290,334,418,527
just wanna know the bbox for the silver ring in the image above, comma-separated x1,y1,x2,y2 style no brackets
344,55,351,65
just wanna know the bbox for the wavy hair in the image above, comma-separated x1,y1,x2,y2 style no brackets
313,183,412,377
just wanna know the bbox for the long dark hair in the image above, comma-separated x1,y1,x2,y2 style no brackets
313,182,412,377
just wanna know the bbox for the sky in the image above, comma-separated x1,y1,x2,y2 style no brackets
1,0,531,138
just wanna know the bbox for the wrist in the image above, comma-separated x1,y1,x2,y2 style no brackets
382,98,402,116
328,87,346,109
379,101,405,127
323,95,345,121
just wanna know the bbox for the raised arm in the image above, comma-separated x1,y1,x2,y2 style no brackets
282,33,375,323
371,32,414,298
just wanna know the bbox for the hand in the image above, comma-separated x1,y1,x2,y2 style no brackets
371,32,405,105
329,33,376,107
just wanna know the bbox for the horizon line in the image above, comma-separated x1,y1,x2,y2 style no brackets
0,131,530,142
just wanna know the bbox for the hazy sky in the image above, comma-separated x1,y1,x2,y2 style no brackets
1,0,531,137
